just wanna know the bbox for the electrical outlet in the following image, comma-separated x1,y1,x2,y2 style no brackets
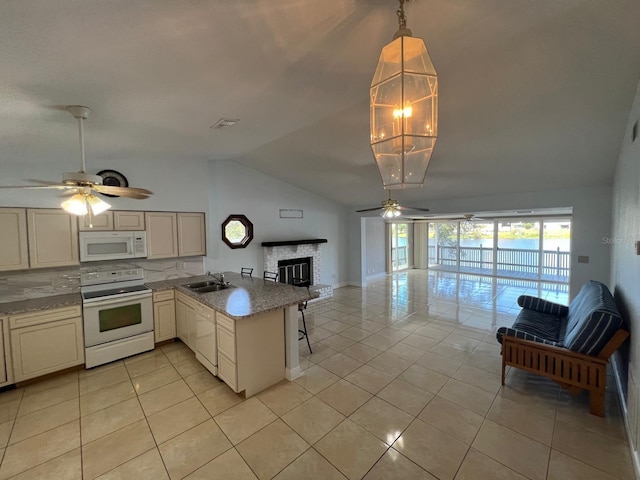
176,261,185,269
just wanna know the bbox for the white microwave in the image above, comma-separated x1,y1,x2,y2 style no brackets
79,231,147,262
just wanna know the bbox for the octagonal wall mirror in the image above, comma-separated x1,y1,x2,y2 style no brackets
221,214,254,249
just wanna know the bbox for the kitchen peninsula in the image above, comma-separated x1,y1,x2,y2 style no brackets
147,271,316,397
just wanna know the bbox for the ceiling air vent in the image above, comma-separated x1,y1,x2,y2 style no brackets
210,118,240,129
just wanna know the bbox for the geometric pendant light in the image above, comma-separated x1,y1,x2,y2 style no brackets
370,0,438,189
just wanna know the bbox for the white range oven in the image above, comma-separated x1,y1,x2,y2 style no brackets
81,265,154,368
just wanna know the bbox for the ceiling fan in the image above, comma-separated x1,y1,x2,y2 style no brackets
430,213,489,223
356,191,430,218
0,106,153,214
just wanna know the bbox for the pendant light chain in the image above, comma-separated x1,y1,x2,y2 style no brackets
397,0,407,31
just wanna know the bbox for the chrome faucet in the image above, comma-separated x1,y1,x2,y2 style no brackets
207,271,225,284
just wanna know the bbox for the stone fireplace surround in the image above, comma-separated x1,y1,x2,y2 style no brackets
262,239,331,297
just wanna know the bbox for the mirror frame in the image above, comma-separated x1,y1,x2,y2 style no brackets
221,214,254,249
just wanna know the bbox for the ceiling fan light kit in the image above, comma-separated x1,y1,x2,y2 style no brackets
355,190,430,218
370,0,438,189
0,105,153,223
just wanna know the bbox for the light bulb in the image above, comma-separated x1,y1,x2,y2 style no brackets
61,193,88,215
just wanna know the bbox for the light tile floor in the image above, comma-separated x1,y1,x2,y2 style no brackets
0,270,634,479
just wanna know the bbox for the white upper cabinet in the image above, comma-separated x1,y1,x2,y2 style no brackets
26,209,79,269
113,211,145,231
78,210,114,231
145,212,178,259
178,212,206,257
0,208,29,271
79,210,145,231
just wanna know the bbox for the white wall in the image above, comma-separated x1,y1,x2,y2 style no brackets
364,217,385,278
610,81,640,466
206,160,350,286
0,156,210,212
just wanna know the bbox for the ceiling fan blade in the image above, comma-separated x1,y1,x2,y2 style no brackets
356,206,384,213
398,206,430,212
93,185,151,199
122,186,153,195
0,184,71,190
26,179,71,186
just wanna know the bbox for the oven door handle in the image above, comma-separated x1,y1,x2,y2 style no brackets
83,292,152,307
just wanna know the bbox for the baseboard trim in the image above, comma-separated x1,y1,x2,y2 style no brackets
286,366,303,381
365,272,388,281
612,355,640,479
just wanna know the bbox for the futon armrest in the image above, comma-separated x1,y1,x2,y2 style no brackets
517,295,569,316
501,334,608,365
496,326,561,347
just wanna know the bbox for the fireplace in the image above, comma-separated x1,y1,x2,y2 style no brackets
262,239,327,290
278,257,312,285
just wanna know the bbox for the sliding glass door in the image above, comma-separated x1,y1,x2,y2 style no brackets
497,220,540,279
391,223,409,271
427,222,458,271
459,220,495,275
426,217,571,285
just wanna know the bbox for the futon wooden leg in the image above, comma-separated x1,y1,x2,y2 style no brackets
568,385,582,395
501,358,506,385
589,391,605,417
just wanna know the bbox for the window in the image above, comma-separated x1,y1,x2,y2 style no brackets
426,216,571,286
221,214,254,249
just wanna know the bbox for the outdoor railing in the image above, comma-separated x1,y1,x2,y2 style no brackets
391,245,408,268
427,245,570,282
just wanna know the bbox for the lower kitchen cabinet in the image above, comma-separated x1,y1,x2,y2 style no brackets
216,313,237,390
153,289,176,343
175,291,197,350
216,310,284,397
9,306,84,382
194,303,217,375
0,317,13,387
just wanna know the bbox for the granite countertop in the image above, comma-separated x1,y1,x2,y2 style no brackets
0,293,83,316
150,271,317,320
0,271,316,319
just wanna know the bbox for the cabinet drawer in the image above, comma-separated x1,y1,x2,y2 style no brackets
153,289,175,302
9,305,82,329
217,324,236,360
216,313,235,332
217,351,237,391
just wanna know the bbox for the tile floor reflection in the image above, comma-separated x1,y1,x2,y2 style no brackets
0,270,634,479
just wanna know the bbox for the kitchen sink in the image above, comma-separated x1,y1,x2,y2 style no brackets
184,281,232,293
185,281,218,289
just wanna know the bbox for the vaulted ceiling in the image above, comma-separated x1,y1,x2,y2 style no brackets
1,0,639,210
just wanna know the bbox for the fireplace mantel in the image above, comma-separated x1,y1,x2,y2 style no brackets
261,239,327,247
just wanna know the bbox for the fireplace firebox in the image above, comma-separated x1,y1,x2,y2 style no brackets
278,257,312,285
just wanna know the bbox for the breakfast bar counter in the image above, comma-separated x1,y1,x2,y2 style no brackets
174,271,315,319
147,271,316,394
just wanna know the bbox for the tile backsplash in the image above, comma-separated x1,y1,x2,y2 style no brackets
0,257,204,303
0,267,81,303
135,257,205,283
